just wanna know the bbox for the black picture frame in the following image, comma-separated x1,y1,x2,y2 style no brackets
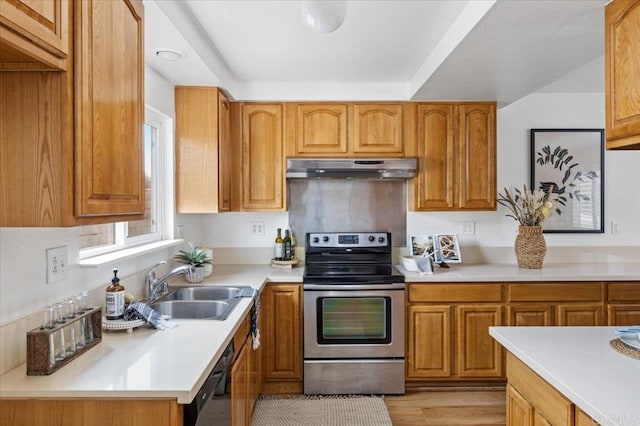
530,129,604,234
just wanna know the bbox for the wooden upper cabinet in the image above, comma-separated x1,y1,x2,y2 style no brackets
295,103,347,155
288,103,407,157
74,0,145,218
410,102,496,211
412,103,455,210
241,104,285,211
605,0,640,149
457,103,496,209
175,87,231,213
350,104,404,154
0,0,69,70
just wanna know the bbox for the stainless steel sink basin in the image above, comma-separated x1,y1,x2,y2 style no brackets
149,299,241,320
161,286,246,301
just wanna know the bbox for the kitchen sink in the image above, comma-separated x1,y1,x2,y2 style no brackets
161,286,246,301
149,299,241,320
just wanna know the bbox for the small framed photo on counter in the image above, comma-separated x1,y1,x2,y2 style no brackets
410,235,435,258
410,234,462,263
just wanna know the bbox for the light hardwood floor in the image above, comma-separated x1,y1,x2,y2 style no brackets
384,389,506,425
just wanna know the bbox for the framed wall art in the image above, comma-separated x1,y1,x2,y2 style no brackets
530,129,604,233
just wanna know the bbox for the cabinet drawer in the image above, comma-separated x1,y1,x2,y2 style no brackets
508,283,602,302
408,283,502,303
607,282,640,302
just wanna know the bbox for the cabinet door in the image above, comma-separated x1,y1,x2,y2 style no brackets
247,337,259,423
75,0,145,217
607,304,640,325
295,104,347,155
507,384,534,426
263,284,302,380
605,0,640,149
350,104,403,155
218,91,232,212
557,304,603,326
0,0,69,69
175,86,223,213
413,104,455,210
241,104,285,210
534,412,552,426
457,103,496,209
406,305,452,378
456,305,503,377
508,305,554,326
575,408,599,426
231,340,249,426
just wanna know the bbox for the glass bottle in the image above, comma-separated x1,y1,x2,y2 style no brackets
283,229,292,260
105,269,125,320
73,295,86,349
63,298,76,355
43,305,56,368
274,228,284,261
52,303,66,361
80,291,94,344
289,226,297,260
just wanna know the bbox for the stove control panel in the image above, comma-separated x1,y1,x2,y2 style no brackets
307,232,390,248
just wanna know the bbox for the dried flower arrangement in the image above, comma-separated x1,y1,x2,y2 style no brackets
497,185,555,226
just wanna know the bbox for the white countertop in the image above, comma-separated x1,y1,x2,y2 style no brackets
0,265,303,404
399,262,640,282
490,326,640,426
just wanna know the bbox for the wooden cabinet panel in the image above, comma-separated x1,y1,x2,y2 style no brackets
409,283,502,303
534,412,553,426
456,305,503,377
575,408,599,426
175,87,231,213
607,282,640,301
0,0,69,70
508,283,602,302
295,103,347,155
407,305,452,378
413,103,455,210
263,284,302,381
507,384,534,426
508,305,554,326
350,104,403,154
241,104,285,210
411,102,496,211
507,353,574,426
605,0,640,149
607,304,640,325
231,340,249,426
457,103,496,209
247,337,259,423
557,304,603,326
0,399,182,426
75,0,145,217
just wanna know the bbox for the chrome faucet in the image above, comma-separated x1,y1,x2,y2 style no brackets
146,261,194,300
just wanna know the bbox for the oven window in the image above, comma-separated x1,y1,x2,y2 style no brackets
317,297,391,344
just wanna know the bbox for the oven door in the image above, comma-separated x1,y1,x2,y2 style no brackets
303,285,405,359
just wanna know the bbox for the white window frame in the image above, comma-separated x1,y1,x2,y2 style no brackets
79,106,175,259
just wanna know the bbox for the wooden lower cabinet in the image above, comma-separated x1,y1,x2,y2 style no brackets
262,283,303,394
0,399,182,426
607,304,640,325
231,337,250,426
607,282,640,325
406,283,503,381
505,352,599,426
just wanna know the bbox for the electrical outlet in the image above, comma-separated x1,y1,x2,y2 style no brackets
176,225,184,239
46,246,68,284
461,221,476,235
250,221,265,236
611,221,620,235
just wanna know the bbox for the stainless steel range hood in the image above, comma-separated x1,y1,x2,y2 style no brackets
286,158,417,179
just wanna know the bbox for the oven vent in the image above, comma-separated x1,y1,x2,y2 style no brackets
286,158,417,180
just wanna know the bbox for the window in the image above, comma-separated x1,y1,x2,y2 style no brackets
79,106,172,258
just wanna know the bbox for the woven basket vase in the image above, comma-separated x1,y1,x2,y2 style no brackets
514,225,546,269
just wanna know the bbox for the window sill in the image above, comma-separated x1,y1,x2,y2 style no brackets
79,239,184,269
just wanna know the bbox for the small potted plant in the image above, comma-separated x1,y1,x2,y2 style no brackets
173,243,213,283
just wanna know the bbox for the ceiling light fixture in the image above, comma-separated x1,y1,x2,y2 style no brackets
155,49,185,62
301,0,347,34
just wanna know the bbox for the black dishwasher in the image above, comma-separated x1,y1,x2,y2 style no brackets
184,342,234,426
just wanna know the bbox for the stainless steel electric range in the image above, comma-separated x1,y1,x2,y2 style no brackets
303,232,405,395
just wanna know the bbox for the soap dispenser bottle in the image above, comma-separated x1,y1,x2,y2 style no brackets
105,268,125,320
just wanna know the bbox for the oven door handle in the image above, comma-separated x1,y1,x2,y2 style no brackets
303,283,405,291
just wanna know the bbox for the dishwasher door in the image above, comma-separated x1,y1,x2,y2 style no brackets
184,342,234,426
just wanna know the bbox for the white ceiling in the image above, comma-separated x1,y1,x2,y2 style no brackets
145,0,606,104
